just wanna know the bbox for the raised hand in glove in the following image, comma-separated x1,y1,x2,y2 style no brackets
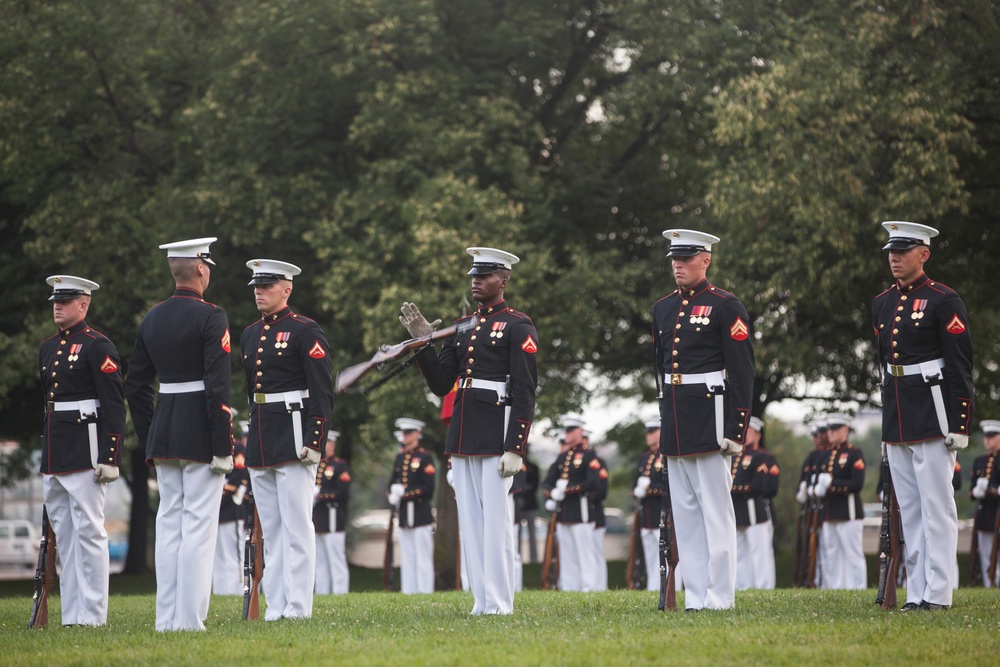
636,476,651,489
945,433,969,451
720,438,743,456
446,468,455,487
633,485,647,499
550,487,566,502
210,455,234,474
973,476,989,499
544,499,557,512
814,472,832,498
94,464,119,484
399,302,442,338
391,483,405,498
298,447,321,465
498,451,522,478
388,492,402,507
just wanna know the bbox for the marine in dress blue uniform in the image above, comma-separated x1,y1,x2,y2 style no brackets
542,415,600,592
632,415,674,592
124,238,233,632
401,247,538,615
387,418,436,594
39,275,125,626
651,229,754,610
731,417,777,590
812,413,866,590
872,221,973,611
213,428,250,596
585,431,610,592
970,420,1000,586
240,259,333,620
314,430,351,595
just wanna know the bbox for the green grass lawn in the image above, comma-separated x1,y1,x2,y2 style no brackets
1,565,998,667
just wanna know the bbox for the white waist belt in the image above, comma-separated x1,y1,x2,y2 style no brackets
253,389,310,406
886,358,945,378
159,380,206,394
46,399,100,414
460,377,507,399
664,370,727,389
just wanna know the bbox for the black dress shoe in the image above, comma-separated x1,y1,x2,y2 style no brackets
899,602,922,612
920,601,949,611
684,608,701,613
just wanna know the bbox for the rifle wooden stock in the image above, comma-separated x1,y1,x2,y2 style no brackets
243,494,263,621
989,507,1000,588
658,465,677,611
540,510,559,590
335,318,473,394
383,506,397,591
28,509,56,629
626,508,643,591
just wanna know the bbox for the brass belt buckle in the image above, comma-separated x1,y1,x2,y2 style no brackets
670,374,682,385
46,401,55,412
888,366,904,377
462,378,474,389
254,392,266,404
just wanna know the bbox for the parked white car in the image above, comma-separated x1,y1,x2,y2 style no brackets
0,519,39,570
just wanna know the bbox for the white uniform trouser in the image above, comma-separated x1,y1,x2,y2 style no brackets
399,524,434,594
315,531,349,594
977,531,998,587
212,519,244,595
735,527,755,591
668,453,736,610
452,455,515,614
592,526,608,591
747,521,775,589
250,462,318,620
556,521,597,592
887,438,957,607
43,471,109,626
154,460,224,631
640,528,685,593
510,495,523,592
819,520,866,589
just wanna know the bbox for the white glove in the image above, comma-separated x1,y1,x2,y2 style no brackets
210,455,234,474
388,492,402,507
814,472,831,498
399,302,442,338
633,486,647,499
446,469,455,487
973,476,989,499
94,464,119,484
298,447,321,465
550,487,566,502
795,481,808,504
544,499,557,512
498,451,522,478
945,433,969,451
233,484,247,506
555,479,568,492
636,476,651,489
720,438,743,456
391,483,405,497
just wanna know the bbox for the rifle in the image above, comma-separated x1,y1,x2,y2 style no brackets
875,449,902,610
989,506,1000,587
243,492,264,621
383,505,398,591
335,317,475,394
625,505,645,591
658,463,678,611
540,509,559,590
28,508,57,629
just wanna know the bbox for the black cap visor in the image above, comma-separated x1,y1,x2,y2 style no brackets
248,273,287,286
666,245,709,258
882,237,926,251
49,289,87,302
467,262,505,276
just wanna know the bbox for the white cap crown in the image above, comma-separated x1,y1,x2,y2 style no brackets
466,247,519,275
561,413,585,431
662,229,721,257
46,275,99,301
394,417,425,432
159,237,217,265
881,221,939,251
246,259,302,285
981,420,1000,436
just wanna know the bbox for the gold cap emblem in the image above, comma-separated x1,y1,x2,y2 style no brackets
672,231,680,238
889,224,898,230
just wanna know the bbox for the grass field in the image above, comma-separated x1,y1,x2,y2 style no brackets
2,566,998,667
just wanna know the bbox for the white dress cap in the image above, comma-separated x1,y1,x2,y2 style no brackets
158,237,218,265
46,275,100,301
246,259,302,285
980,420,1000,436
643,417,661,431
561,413,585,431
466,247,520,275
662,229,721,257
327,430,341,441
749,416,765,432
394,417,426,432
881,221,939,251
825,412,854,429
